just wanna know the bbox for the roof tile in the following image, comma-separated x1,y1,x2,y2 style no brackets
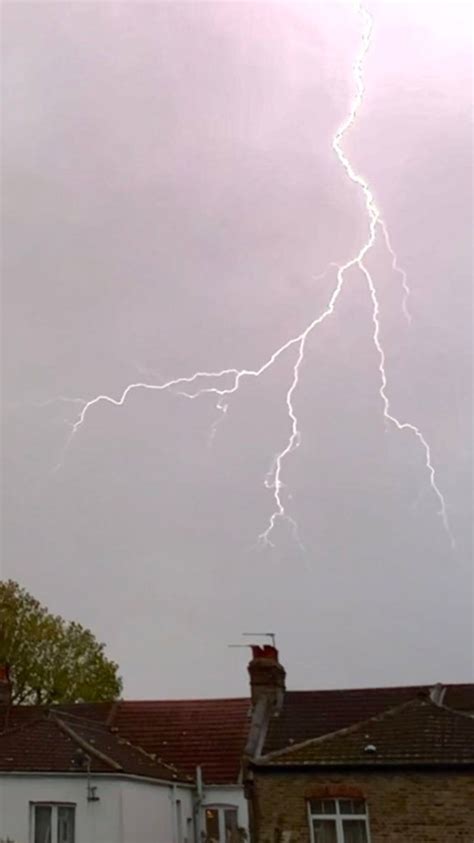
0,712,190,782
257,698,474,767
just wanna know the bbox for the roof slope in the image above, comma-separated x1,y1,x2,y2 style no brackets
263,684,474,754
256,698,474,767
109,698,251,784
0,711,190,781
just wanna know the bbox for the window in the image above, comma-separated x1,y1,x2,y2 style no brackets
32,805,75,843
204,806,239,843
308,799,369,843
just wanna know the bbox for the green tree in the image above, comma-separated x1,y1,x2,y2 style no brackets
0,580,122,704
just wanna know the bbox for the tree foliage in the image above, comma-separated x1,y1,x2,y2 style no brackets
0,580,122,704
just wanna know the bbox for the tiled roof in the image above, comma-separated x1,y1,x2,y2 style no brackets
0,697,251,784
106,685,474,782
256,698,474,767
1,683,473,784
108,698,251,784
0,711,190,782
262,684,474,754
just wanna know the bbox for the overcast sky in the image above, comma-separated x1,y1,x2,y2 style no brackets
2,0,472,698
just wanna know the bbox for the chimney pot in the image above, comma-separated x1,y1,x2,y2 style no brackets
248,645,285,713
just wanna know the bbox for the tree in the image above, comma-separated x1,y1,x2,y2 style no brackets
0,580,122,704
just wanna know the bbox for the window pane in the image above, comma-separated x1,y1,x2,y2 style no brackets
34,807,52,843
339,800,354,814
224,808,238,843
340,799,367,816
312,819,337,843
309,799,336,816
57,807,75,843
322,800,336,814
353,801,366,815
205,809,220,843
309,799,323,813
343,819,368,843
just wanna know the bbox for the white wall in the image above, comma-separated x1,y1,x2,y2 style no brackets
120,779,194,843
0,774,194,843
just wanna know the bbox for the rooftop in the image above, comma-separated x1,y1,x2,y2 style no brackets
255,697,474,768
0,710,190,782
262,683,474,754
1,683,474,784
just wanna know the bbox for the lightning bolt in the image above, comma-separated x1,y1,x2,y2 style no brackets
379,218,412,323
207,401,228,448
57,2,453,549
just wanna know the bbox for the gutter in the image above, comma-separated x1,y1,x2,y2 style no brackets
0,771,195,788
250,760,474,772
170,784,178,843
194,766,203,842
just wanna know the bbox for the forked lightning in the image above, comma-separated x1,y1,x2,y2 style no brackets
60,2,454,549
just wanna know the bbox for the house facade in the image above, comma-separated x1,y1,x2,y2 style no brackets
0,774,194,843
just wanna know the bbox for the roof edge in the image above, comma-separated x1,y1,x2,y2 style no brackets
0,770,195,786
251,759,474,770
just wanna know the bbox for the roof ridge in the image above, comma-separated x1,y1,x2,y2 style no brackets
118,696,250,705
53,709,114,732
285,685,428,694
55,716,123,772
278,682,474,695
114,732,191,781
259,697,427,762
55,712,192,781
114,682,474,703
435,701,474,721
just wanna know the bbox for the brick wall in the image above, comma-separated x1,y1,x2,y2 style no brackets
250,768,474,843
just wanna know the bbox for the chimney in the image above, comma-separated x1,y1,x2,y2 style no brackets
429,683,446,706
248,645,286,715
0,665,12,705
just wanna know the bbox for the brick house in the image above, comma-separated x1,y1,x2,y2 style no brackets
246,694,474,843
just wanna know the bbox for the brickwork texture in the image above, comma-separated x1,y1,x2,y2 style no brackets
251,769,474,843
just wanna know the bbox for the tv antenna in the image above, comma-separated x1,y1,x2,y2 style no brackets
228,632,276,649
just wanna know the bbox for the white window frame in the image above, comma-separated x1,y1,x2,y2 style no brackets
307,797,371,843
30,802,76,843
203,804,239,843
